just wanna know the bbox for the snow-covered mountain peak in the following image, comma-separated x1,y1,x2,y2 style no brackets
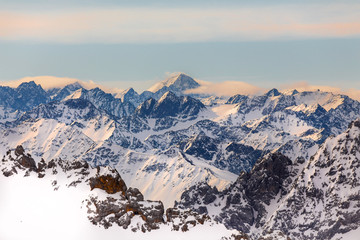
148,73,200,93
123,87,136,94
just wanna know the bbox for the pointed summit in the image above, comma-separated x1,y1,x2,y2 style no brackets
291,89,299,95
305,103,327,116
148,73,200,93
265,88,281,97
17,81,39,90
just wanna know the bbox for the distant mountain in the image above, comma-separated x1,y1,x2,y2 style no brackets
116,73,202,107
148,73,200,94
0,81,49,122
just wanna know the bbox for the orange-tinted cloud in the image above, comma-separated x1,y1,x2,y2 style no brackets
0,4,359,43
185,80,263,96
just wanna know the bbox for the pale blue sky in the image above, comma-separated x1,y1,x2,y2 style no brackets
0,0,359,92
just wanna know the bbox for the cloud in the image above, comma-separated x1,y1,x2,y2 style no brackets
0,4,360,43
0,76,123,93
186,80,263,96
281,81,360,101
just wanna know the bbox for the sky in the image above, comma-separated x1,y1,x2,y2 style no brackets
0,0,359,93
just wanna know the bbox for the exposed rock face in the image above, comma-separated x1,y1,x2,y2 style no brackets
176,152,298,234
89,166,127,195
134,98,157,117
243,152,292,205
126,187,144,201
262,118,360,239
87,196,165,231
180,131,218,160
15,145,37,171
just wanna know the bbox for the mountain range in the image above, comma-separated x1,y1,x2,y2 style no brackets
1,73,360,239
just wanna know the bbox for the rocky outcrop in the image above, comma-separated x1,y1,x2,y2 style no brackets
89,167,127,195
86,195,164,232
1,146,165,232
166,208,210,232
262,119,360,239
15,145,37,171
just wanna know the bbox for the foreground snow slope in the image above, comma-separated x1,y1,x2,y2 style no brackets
0,146,236,240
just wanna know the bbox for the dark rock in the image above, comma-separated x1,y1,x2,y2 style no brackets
15,145,25,156
126,187,144,201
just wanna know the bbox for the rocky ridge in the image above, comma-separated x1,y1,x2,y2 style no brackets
177,119,360,239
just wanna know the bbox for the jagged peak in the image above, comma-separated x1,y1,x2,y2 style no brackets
123,87,136,95
305,103,327,115
16,81,44,92
291,89,299,95
158,91,178,103
265,88,281,97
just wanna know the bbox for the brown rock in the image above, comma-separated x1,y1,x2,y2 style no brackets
89,167,127,195
18,155,37,171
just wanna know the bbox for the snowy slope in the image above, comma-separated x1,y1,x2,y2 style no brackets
82,144,237,208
